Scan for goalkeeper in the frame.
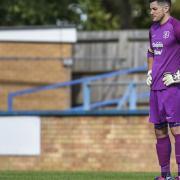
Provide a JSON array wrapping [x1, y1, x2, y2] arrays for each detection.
[[147, 0, 180, 180]]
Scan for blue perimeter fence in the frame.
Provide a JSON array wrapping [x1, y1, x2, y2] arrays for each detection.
[[3, 65, 149, 116]]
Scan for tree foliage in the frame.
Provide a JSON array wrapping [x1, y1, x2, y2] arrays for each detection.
[[0, 0, 79, 26], [0, 0, 179, 29], [77, 0, 119, 30]]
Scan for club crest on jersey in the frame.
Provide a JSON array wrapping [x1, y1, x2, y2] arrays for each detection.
[[163, 31, 170, 39]]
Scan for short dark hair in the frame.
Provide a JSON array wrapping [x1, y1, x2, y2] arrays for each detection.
[[149, 0, 171, 7]]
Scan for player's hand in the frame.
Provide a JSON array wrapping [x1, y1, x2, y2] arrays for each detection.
[[146, 70, 152, 86], [162, 73, 174, 86], [163, 70, 180, 86]]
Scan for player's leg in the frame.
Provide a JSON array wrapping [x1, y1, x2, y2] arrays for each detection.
[[170, 123, 180, 179], [154, 123, 172, 179], [164, 86, 180, 179], [149, 90, 173, 179]]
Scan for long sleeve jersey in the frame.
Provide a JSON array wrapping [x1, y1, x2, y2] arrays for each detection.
[[147, 16, 180, 90]]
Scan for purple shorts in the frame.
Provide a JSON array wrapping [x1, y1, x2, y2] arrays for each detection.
[[149, 86, 180, 124]]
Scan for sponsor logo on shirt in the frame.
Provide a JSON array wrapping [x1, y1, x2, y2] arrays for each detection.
[[152, 42, 163, 55], [152, 42, 163, 48], [154, 50, 163, 55], [163, 31, 170, 39]]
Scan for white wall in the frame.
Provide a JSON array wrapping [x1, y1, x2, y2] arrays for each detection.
[[0, 116, 40, 155], [0, 28, 77, 43]]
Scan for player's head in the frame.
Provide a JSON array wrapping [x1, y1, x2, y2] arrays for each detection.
[[149, 0, 171, 22]]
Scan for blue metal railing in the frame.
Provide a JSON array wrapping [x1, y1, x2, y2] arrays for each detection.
[[67, 91, 149, 111], [7, 65, 148, 112]]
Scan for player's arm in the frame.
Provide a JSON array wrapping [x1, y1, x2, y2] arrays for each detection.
[[162, 18, 180, 86], [147, 49, 153, 70], [146, 31, 154, 86]]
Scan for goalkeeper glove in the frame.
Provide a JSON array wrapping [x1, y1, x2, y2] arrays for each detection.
[[163, 70, 180, 86], [146, 70, 152, 86]]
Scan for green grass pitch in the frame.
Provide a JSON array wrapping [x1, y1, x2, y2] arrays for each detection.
[[0, 171, 167, 180]]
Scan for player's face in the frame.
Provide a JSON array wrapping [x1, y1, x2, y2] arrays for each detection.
[[150, 1, 166, 22]]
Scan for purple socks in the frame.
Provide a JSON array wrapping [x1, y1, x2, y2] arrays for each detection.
[[156, 134, 180, 177], [175, 134, 180, 176], [156, 136, 171, 177]]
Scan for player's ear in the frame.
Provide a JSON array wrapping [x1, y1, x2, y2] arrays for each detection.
[[163, 5, 170, 13]]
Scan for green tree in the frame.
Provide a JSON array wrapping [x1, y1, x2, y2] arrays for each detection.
[[0, 0, 79, 26], [172, 0, 180, 19], [0, 0, 179, 29], [102, 0, 133, 29], [102, 0, 180, 29], [77, 0, 119, 30]]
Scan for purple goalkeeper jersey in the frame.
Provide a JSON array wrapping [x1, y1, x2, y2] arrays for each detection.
[[149, 17, 180, 90]]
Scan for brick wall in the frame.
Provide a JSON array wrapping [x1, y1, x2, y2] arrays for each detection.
[[0, 43, 72, 58], [0, 116, 177, 172], [0, 42, 72, 111]]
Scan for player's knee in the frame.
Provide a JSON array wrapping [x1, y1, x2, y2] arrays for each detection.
[[174, 134, 180, 164], [156, 133, 169, 139], [155, 127, 168, 139], [170, 123, 180, 136]]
